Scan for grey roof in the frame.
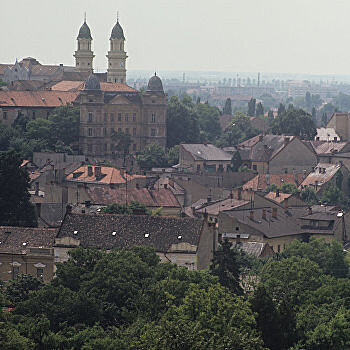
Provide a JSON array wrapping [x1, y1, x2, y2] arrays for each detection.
[[57, 213, 203, 252], [223, 206, 340, 238], [147, 74, 164, 92], [77, 21, 92, 40], [85, 74, 100, 90], [0, 226, 58, 253], [182, 144, 232, 161], [238, 134, 295, 162], [234, 242, 272, 257], [110, 20, 125, 40]]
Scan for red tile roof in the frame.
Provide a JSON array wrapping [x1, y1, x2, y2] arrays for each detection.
[[87, 186, 180, 208], [243, 173, 304, 191], [0, 91, 79, 107], [66, 165, 145, 184], [50, 80, 137, 93]]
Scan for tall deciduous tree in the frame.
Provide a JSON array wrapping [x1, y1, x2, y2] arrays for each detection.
[[255, 102, 264, 116], [0, 150, 37, 227], [247, 98, 256, 116], [223, 98, 232, 115], [271, 106, 317, 140]]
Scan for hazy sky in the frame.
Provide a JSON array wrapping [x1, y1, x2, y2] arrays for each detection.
[[2, 0, 350, 75]]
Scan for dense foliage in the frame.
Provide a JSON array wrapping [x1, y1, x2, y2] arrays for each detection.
[[272, 106, 317, 140], [0, 104, 79, 159], [0, 150, 37, 227]]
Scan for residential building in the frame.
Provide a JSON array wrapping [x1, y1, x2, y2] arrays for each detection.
[[299, 163, 349, 195], [0, 227, 57, 282], [238, 134, 317, 174], [0, 90, 79, 125], [218, 205, 347, 253], [178, 144, 232, 173], [242, 173, 305, 192], [55, 213, 216, 270], [315, 127, 340, 142], [85, 186, 182, 216], [327, 113, 350, 141]]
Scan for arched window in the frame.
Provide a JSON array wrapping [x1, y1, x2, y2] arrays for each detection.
[[120, 42, 123, 51]]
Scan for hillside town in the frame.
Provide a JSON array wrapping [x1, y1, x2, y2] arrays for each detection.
[[2, 5, 350, 350]]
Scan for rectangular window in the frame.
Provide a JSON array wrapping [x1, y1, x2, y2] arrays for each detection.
[[151, 113, 156, 123], [133, 128, 136, 136], [110, 113, 114, 122], [125, 128, 129, 135], [104, 113, 107, 122], [36, 268, 44, 279], [88, 128, 93, 136], [87, 144, 92, 152], [32, 111, 36, 118], [103, 128, 107, 136], [3, 111, 7, 120], [253, 164, 257, 171], [118, 113, 122, 121], [110, 144, 114, 152], [103, 144, 107, 151], [133, 113, 136, 122], [133, 143, 137, 151], [125, 114, 129, 122], [118, 128, 122, 133], [151, 128, 156, 136], [88, 112, 93, 122], [110, 127, 114, 135], [277, 245, 281, 253]]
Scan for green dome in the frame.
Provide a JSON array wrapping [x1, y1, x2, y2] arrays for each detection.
[[110, 21, 125, 40], [77, 21, 92, 40]]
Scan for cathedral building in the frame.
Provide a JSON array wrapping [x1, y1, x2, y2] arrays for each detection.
[[78, 73, 167, 157], [76, 18, 166, 156], [0, 16, 167, 155]]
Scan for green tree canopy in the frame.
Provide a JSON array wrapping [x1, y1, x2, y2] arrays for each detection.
[[272, 106, 317, 140], [247, 98, 256, 116], [0, 150, 37, 227], [223, 97, 232, 115]]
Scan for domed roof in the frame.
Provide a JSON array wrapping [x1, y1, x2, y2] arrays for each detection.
[[147, 74, 164, 92], [110, 20, 125, 40], [77, 21, 92, 40], [84, 74, 100, 90]]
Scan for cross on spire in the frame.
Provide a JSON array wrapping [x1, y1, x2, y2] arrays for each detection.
[[117, 11, 119, 22], [84, 12, 86, 23]]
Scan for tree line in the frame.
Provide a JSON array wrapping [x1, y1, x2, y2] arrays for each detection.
[[1, 237, 350, 349]]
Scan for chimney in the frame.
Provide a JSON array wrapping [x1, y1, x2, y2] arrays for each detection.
[[284, 198, 288, 210], [87, 166, 93, 177], [35, 181, 39, 196], [276, 189, 280, 197], [237, 188, 242, 200], [249, 210, 254, 220], [169, 178, 175, 187], [120, 168, 125, 178], [230, 191, 233, 199], [284, 137, 290, 147], [95, 166, 102, 178], [164, 183, 168, 189], [262, 208, 266, 220], [207, 194, 212, 203], [236, 234, 241, 245], [272, 207, 277, 218], [308, 207, 312, 215], [191, 206, 196, 215]]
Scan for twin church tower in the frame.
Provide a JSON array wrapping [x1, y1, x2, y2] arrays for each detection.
[[73, 16, 127, 84]]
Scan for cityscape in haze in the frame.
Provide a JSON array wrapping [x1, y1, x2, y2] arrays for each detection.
[[2, 1, 350, 349]]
